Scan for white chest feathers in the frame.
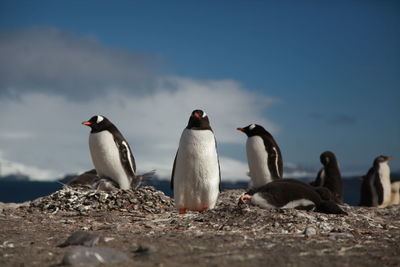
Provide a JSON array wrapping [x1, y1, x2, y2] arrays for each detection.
[[173, 129, 220, 211], [378, 162, 391, 206], [251, 193, 315, 210], [246, 136, 272, 188], [89, 131, 131, 190]]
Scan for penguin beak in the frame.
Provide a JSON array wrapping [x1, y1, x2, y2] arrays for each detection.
[[237, 128, 244, 132], [82, 121, 92, 126], [386, 156, 392, 161], [193, 113, 201, 118]]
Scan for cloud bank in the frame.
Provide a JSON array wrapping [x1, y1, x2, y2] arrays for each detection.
[[0, 27, 287, 181], [0, 27, 157, 99], [0, 78, 276, 181]]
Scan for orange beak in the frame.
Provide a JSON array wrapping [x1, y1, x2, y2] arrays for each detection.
[[194, 113, 201, 118], [387, 156, 393, 161], [82, 121, 92, 126], [237, 128, 244, 132]]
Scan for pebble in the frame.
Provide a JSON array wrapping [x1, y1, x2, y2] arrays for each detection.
[[304, 226, 317, 237], [62, 247, 129, 265], [134, 244, 155, 256], [57, 231, 100, 247]]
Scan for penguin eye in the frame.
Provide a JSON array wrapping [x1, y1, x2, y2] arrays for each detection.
[[249, 124, 256, 130], [96, 116, 104, 124]]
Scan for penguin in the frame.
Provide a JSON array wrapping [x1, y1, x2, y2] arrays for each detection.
[[82, 115, 141, 190], [359, 155, 392, 207], [239, 179, 347, 215], [310, 151, 343, 203], [389, 181, 400, 206], [237, 124, 283, 189], [171, 109, 220, 214]]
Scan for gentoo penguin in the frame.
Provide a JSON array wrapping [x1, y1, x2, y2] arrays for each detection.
[[239, 179, 346, 215], [310, 151, 343, 203], [171, 109, 220, 214], [82, 115, 140, 190], [359, 155, 392, 207], [389, 181, 400, 206], [237, 124, 283, 189]]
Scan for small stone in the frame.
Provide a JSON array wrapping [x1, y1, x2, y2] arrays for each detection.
[[304, 226, 317, 237], [57, 231, 100, 247], [62, 247, 129, 265], [134, 244, 155, 258]]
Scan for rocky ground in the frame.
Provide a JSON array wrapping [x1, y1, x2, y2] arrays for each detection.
[[1, 186, 399, 266]]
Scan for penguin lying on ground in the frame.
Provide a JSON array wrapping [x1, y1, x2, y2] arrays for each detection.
[[237, 124, 283, 189], [239, 179, 347, 215], [82, 115, 150, 190], [171, 109, 220, 214], [359, 155, 392, 207], [310, 151, 344, 203], [67, 169, 154, 191]]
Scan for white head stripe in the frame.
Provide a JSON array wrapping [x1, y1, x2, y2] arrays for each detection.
[[249, 124, 256, 130], [96, 116, 104, 124], [202, 111, 207, 118]]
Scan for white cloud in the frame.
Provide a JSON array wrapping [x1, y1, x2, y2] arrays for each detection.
[[0, 77, 279, 181]]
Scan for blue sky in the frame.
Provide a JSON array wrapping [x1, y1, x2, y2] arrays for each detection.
[[0, 0, 399, 180]]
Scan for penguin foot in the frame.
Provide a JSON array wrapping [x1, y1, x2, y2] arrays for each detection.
[[239, 194, 252, 204], [198, 206, 209, 212], [179, 208, 187, 215]]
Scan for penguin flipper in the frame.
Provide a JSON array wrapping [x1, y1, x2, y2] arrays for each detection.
[[215, 136, 221, 192], [170, 151, 178, 190], [113, 136, 136, 177], [310, 169, 324, 187], [131, 170, 156, 189], [374, 173, 384, 205], [316, 200, 347, 215], [314, 187, 333, 201]]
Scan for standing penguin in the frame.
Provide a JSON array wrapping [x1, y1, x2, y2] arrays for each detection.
[[310, 151, 343, 203], [82, 115, 140, 190], [359, 155, 392, 207], [237, 124, 283, 189], [171, 109, 220, 214]]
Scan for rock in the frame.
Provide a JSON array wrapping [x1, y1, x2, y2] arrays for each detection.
[[57, 231, 101, 247], [134, 244, 155, 256], [62, 247, 129, 265], [304, 226, 317, 237]]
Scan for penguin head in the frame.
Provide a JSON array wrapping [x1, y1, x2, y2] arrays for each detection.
[[82, 115, 112, 133], [373, 155, 392, 166], [320, 151, 337, 166], [186, 109, 211, 130], [237, 124, 271, 137]]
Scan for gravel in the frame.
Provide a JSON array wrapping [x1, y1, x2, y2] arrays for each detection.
[[1, 187, 399, 266]]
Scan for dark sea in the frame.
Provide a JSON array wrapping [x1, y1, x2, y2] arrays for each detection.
[[0, 178, 362, 206]]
